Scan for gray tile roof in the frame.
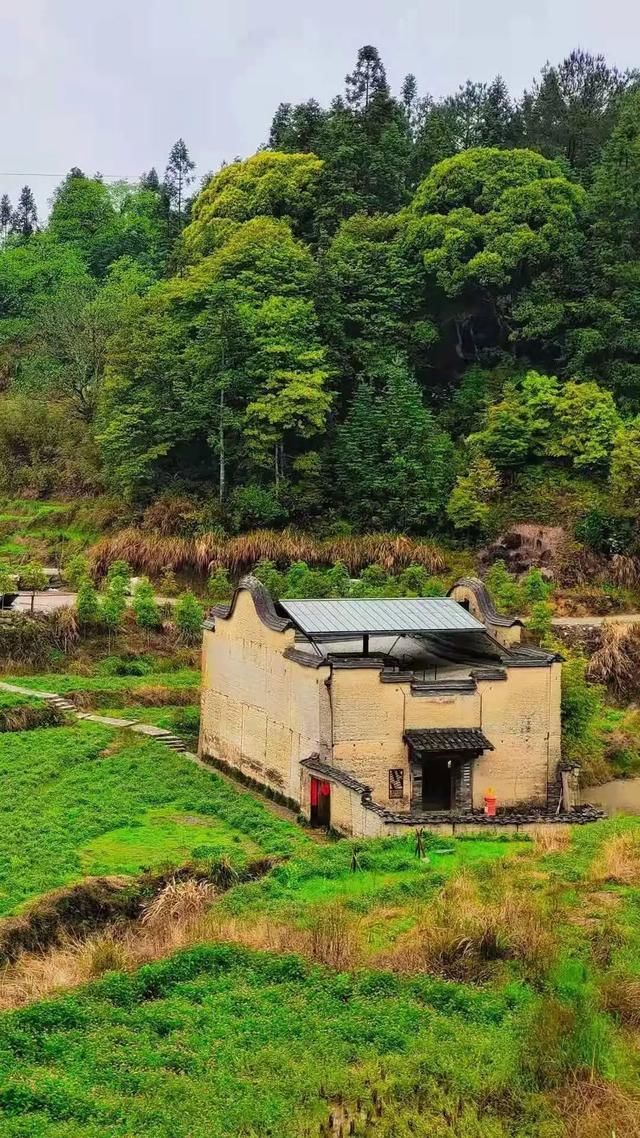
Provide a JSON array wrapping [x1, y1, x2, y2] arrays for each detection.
[[404, 728, 494, 752], [278, 597, 483, 639]]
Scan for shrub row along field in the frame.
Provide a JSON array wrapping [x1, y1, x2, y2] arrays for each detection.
[[0, 723, 307, 914]]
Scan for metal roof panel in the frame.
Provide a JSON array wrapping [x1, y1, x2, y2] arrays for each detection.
[[278, 597, 484, 638]]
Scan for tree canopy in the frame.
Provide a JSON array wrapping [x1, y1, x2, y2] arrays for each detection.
[[1, 46, 640, 543]]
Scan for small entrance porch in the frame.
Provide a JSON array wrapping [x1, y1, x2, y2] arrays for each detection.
[[404, 728, 494, 813]]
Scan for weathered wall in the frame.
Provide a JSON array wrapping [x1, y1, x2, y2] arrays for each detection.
[[199, 587, 562, 823], [472, 663, 561, 808], [329, 663, 560, 813], [199, 590, 330, 804]]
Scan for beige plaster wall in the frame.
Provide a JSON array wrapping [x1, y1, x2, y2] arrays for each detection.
[[473, 662, 561, 809], [329, 662, 560, 813], [330, 669, 409, 808], [199, 589, 330, 803], [330, 669, 483, 810]]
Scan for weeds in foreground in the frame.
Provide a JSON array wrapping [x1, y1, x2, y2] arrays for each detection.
[[600, 972, 640, 1027], [590, 832, 640, 885], [380, 872, 556, 983], [142, 877, 217, 929]]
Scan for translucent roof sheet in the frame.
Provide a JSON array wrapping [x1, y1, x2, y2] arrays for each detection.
[[278, 597, 483, 639]]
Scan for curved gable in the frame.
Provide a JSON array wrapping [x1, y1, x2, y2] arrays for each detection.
[[210, 574, 292, 633]]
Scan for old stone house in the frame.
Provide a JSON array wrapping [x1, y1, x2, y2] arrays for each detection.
[[199, 575, 589, 837]]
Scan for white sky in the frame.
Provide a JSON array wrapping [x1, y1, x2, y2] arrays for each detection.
[[1, 0, 639, 215]]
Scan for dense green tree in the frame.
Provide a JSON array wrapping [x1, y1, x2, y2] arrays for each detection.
[[335, 357, 454, 531], [132, 577, 161, 632], [20, 562, 47, 612], [406, 147, 586, 365], [98, 216, 326, 500], [174, 590, 204, 644], [0, 195, 11, 241], [48, 172, 120, 277], [268, 100, 327, 153], [344, 45, 390, 112], [183, 152, 323, 257], [520, 50, 635, 175], [26, 257, 153, 419], [11, 186, 38, 239], [318, 212, 428, 390], [610, 417, 640, 506], [567, 92, 640, 406], [244, 295, 333, 482], [446, 456, 501, 531], [76, 578, 100, 625], [163, 138, 196, 232]]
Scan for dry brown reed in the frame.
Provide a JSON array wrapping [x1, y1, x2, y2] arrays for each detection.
[[600, 973, 640, 1027], [609, 553, 640, 590], [90, 529, 447, 579], [557, 1077, 640, 1138], [308, 903, 358, 970], [532, 828, 571, 855], [590, 832, 640, 886], [66, 684, 199, 711], [587, 621, 640, 699], [141, 877, 217, 928], [380, 873, 555, 983]]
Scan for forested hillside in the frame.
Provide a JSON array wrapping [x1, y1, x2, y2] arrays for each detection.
[[2, 45, 640, 548]]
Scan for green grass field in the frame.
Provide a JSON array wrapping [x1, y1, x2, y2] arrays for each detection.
[[0, 944, 552, 1138], [6, 669, 201, 694], [0, 678, 638, 1136], [0, 723, 307, 914], [0, 498, 100, 563]]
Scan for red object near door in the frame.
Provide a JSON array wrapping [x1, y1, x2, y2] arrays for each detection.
[[484, 790, 497, 817], [310, 777, 331, 826]]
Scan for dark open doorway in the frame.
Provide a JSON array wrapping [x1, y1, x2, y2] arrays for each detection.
[[310, 777, 331, 827], [422, 756, 452, 810]]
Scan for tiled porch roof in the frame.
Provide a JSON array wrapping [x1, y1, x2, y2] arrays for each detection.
[[404, 728, 494, 752]]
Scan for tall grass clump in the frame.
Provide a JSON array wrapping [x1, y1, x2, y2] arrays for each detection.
[[588, 621, 640, 700], [91, 529, 447, 579]]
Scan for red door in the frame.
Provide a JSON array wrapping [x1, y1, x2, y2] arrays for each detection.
[[310, 777, 331, 827]]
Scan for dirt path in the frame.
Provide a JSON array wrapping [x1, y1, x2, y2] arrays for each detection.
[[551, 613, 640, 627]]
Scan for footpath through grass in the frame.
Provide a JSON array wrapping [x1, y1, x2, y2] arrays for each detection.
[[0, 723, 307, 914]]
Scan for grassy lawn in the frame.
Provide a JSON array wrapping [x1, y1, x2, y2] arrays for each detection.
[[5, 670, 200, 694], [0, 683, 639, 1136], [0, 498, 100, 562], [79, 806, 262, 876], [0, 723, 307, 914], [0, 944, 554, 1138]]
